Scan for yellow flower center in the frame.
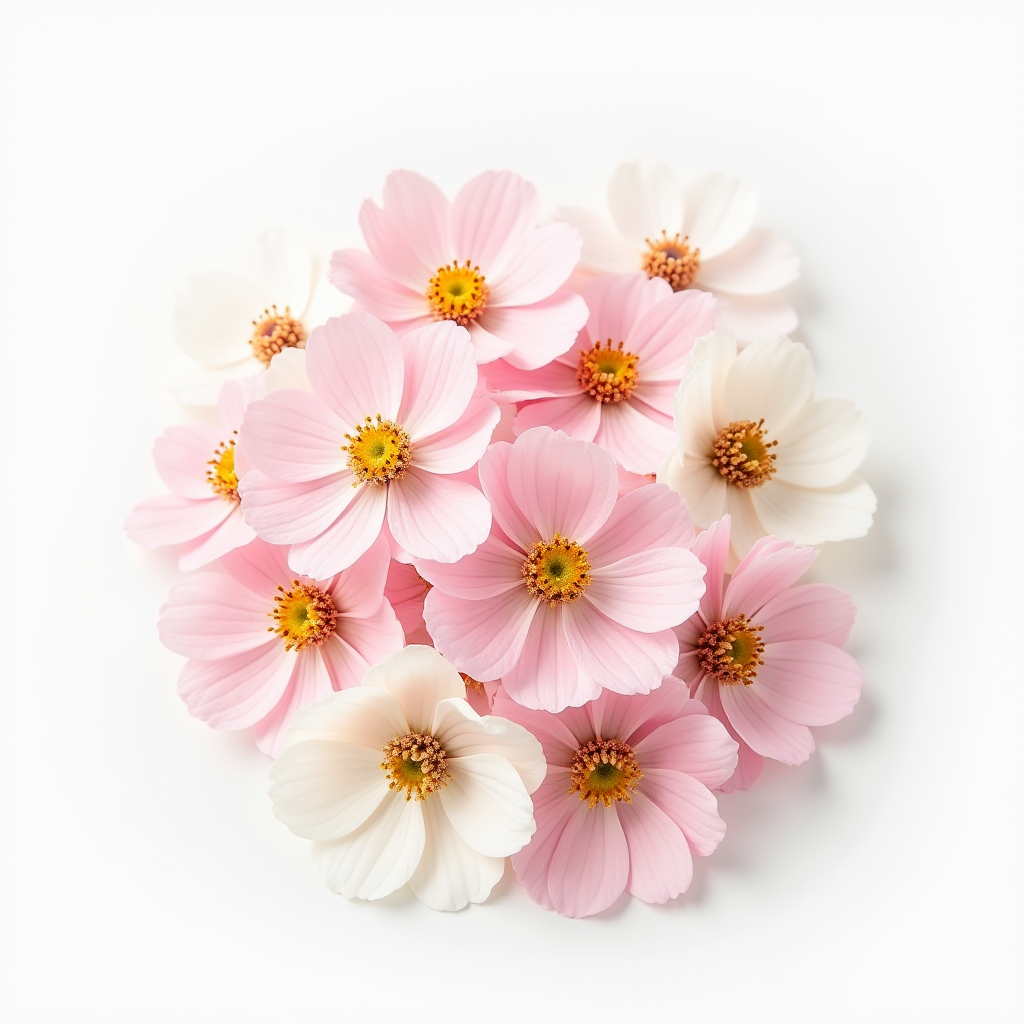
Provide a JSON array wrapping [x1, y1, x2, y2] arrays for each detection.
[[206, 437, 239, 500], [576, 340, 639, 403], [569, 739, 643, 807], [697, 614, 765, 684], [426, 262, 489, 326], [343, 415, 412, 485], [521, 534, 592, 605], [710, 419, 778, 488], [269, 581, 337, 652], [249, 305, 306, 366], [381, 732, 449, 801], [641, 231, 701, 291]]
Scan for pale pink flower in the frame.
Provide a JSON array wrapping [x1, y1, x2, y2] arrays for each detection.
[[417, 427, 706, 712], [238, 313, 498, 577], [384, 559, 432, 646], [486, 273, 717, 474], [329, 170, 588, 369], [494, 683, 737, 917], [674, 516, 862, 791], [125, 377, 258, 570], [158, 536, 404, 757]]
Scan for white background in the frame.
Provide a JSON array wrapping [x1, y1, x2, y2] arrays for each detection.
[[1, 2, 1021, 1022]]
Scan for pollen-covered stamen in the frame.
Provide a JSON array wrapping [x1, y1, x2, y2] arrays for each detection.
[[641, 231, 701, 291], [697, 614, 765, 684], [426, 261, 489, 326], [460, 672, 485, 696], [206, 433, 239, 500], [710, 419, 778, 488], [343, 415, 412, 485], [381, 732, 450, 801], [269, 581, 338, 652], [249, 304, 306, 366], [569, 738, 643, 807], [521, 534, 592, 605], [576, 339, 639, 403]]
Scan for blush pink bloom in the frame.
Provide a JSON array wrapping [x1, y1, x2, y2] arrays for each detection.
[[417, 427, 706, 712], [494, 683, 737, 917], [238, 313, 498, 577], [384, 559, 432, 645], [125, 377, 258, 570], [486, 273, 717, 474], [329, 169, 588, 369], [674, 515, 862, 791], [158, 536, 404, 757]]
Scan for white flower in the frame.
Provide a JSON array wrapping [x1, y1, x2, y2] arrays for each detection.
[[658, 330, 875, 558], [269, 645, 546, 911], [172, 227, 342, 405], [557, 160, 800, 340]]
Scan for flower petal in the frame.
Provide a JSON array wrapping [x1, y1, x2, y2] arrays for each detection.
[[488, 223, 581, 307], [750, 475, 877, 545], [477, 441, 538, 550], [285, 686, 408, 751], [681, 173, 757, 260], [698, 227, 799, 295], [328, 249, 427, 321], [691, 515, 731, 622], [547, 801, 629, 917], [415, 534, 524, 600], [152, 424, 222, 499], [555, 205, 639, 273], [398, 320, 478, 438], [125, 494, 232, 549], [633, 714, 738, 789], [772, 397, 871, 488], [718, 682, 815, 763], [757, 583, 856, 646], [479, 290, 588, 371], [632, 288, 719, 381], [639, 767, 727, 855], [755, 640, 862, 726], [514, 394, 602, 443], [618, 791, 693, 902], [327, 533, 392, 618], [451, 169, 539, 275], [584, 271, 666, 343], [413, 398, 500, 475], [287, 483, 388, 576], [173, 271, 264, 366], [362, 645, 464, 734], [608, 160, 683, 246], [592, 399, 678, 476], [244, 227, 315, 311], [239, 469, 358, 546], [658, 449, 728, 530], [715, 292, 798, 340], [724, 537, 818, 619], [179, 506, 257, 571], [724, 335, 815, 432]]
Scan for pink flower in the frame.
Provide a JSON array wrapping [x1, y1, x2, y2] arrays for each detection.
[[384, 559, 432, 645], [125, 377, 258, 570], [417, 427, 706, 712], [493, 683, 737, 917], [238, 313, 499, 577], [486, 273, 717, 474], [329, 170, 588, 369], [158, 536, 405, 757], [675, 516, 862, 791]]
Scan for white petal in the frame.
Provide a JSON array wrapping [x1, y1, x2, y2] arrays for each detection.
[[750, 475, 877, 545], [724, 335, 815, 432], [607, 160, 683, 245], [258, 347, 311, 395], [244, 227, 315, 312], [362, 645, 465, 734], [725, 487, 767, 558], [698, 228, 799, 295], [773, 397, 870, 487], [658, 449, 727, 529], [285, 686, 409, 750], [715, 293, 798, 341], [673, 358, 718, 456], [555, 205, 639, 272], [169, 359, 258, 407], [681, 173, 757, 260], [173, 271, 264, 366]]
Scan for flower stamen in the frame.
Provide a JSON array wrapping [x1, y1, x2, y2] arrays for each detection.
[[426, 261, 489, 326], [576, 340, 639, 402], [696, 614, 765, 684], [269, 581, 337, 652], [569, 738, 643, 807], [207, 434, 239, 500], [381, 732, 449, 801], [710, 419, 778, 488], [343, 415, 412, 485], [641, 231, 701, 291], [249, 305, 306, 366], [522, 534, 592, 605]]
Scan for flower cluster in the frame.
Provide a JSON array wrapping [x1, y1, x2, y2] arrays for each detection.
[[129, 163, 873, 917]]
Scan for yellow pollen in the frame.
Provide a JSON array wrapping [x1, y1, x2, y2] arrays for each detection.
[[426, 261, 489, 326], [569, 738, 643, 807], [206, 434, 239, 500], [249, 305, 306, 366], [269, 581, 337, 652], [641, 231, 701, 291], [576, 339, 640, 403], [697, 614, 765, 684], [521, 534, 592, 605], [343, 415, 412, 485], [710, 419, 778, 488], [381, 732, 449, 801]]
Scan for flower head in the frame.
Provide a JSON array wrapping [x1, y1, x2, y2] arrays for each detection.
[[675, 516, 863, 790], [158, 536, 404, 757], [658, 330, 876, 558], [556, 160, 800, 340], [418, 426, 706, 712], [329, 170, 588, 369], [238, 313, 499, 577], [494, 682, 737, 917], [269, 646, 546, 911]]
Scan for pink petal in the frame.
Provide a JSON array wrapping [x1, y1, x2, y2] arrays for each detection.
[[633, 714, 738, 789], [414, 534, 524, 600], [328, 248, 426, 322], [510, 773, 576, 910], [589, 682, 697, 748], [326, 533, 391, 617], [398, 320, 479, 439], [330, 602, 405, 674], [584, 272, 666, 342], [754, 640, 862, 726], [562, 600, 678, 695], [490, 694, 585, 769], [757, 583, 856, 646], [593, 398, 678, 476], [718, 682, 815, 763], [413, 398, 500, 475], [386, 467, 490, 562], [633, 289, 719, 380], [514, 395, 601, 442], [639, 767, 727, 855], [691, 516, 731, 622], [125, 494, 232, 548], [216, 373, 261, 431], [423, 586, 538, 682], [724, 537, 818, 619], [211, 539, 289, 599], [488, 223, 581, 307], [179, 506, 256, 571], [507, 426, 618, 543], [482, 355, 579, 400], [477, 441, 539, 551], [152, 424, 222, 499], [464, 320, 515, 364], [585, 481, 696, 566], [177, 641, 293, 730], [698, 227, 800, 295], [451, 170, 539, 276], [305, 313, 404, 424], [547, 802, 629, 918], [696, 679, 766, 792], [287, 483, 387, 576], [631, 379, 680, 423], [239, 469, 358, 546], [255, 649, 334, 757], [384, 559, 427, 635], [618, 791, 693, 902], [479, 290, 588, 370]]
